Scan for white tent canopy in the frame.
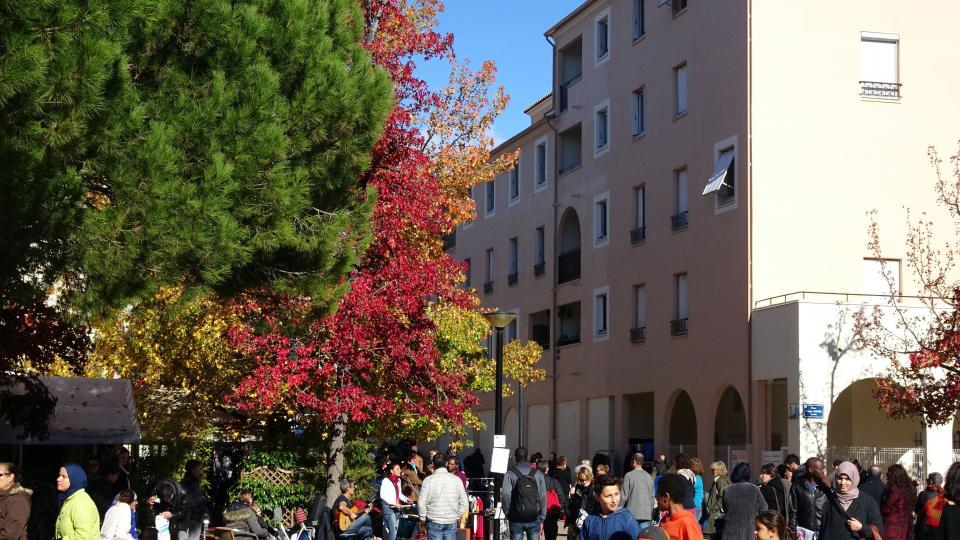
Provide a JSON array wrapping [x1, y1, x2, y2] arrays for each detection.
[[0, 376, 141, 445]]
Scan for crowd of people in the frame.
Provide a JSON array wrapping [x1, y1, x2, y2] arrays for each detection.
[[2, 445, 960, 540]]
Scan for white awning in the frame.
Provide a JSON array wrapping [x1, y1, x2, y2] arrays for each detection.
[[702, 151, 735, 195], [0, 376, 141, 445]]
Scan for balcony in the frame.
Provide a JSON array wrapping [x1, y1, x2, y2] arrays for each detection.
[[557, 335, 581, 347], [630, 326, 646, 344], [558, 248, 581, 284], [630, 226, 646, 244], [670, 318, 688, 336], [508, 272, 518, 286], [671, 211, 688, 231], [534, 262, 545, 277], [483, 281, 493, 295], [860, 81, 901, 99]]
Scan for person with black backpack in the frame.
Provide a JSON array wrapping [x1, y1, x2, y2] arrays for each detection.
[[501, 448, 547, 540]]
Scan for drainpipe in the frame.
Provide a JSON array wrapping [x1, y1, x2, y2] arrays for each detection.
[[544, 33, 560, 454]]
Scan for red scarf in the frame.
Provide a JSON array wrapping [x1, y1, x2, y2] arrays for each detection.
[[387, 473, 401, 504], [926, 493, 946, 527]]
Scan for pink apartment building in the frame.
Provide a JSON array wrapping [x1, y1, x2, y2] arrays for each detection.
[[444, 0, 960, 476]]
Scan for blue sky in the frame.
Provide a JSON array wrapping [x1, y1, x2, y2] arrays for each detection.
[[415, 0, 585, 144]]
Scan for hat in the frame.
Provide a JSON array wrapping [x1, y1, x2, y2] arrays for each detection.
[[637, 526, 669, 540], [295, 508, 308, 524]]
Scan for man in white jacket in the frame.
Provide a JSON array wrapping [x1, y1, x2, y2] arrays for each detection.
[[418, 454, 468, 540]]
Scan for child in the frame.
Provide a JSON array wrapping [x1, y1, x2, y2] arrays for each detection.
[[579, 474, 640, 540], [655, 473, 703, 540]]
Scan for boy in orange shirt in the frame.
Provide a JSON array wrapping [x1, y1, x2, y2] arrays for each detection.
[[655, 474, 703, 540]]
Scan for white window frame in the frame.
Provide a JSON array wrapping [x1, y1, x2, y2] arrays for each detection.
[[633, 0, 645, 41], [594, 99, 611, 157], [860, 32, 900, 92], [713, 134, 739, 214], [593, 285, 610, 341], [593, 191, 610, 248], [509, 157, 521, 206], [506, 308, 520, 343], [534, 135, 549, 193], [634, 184, 646, 232], [634, 284, 647, 330], [675, 273, 688, 320], [485, 178, 495, 218], [674, 62, 688, 117], [594, 8, 611, 66], [631, 86, 645, 138]]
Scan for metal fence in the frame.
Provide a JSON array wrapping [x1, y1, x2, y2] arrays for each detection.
[[825, 446, 926, 481]]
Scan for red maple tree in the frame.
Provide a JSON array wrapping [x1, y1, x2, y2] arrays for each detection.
[[229, 0, 508, 498]]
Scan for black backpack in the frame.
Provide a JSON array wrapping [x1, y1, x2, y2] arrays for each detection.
[[509, 467, 540, 522]]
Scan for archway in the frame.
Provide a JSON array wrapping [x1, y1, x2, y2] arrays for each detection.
[[714, 386, 747, 446], [827, 378, 924, 477], [558, 209, 581, 284], [668, 390, 698, 456]]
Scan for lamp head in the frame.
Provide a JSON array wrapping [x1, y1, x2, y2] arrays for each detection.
[[483, 311, 516, 329]]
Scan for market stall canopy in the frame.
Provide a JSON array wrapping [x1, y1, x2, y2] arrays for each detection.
[[0, 376, 141, 445]]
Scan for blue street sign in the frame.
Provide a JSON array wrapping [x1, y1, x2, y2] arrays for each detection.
[[803, 404, 824, 419]]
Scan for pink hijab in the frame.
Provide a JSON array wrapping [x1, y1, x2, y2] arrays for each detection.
[[834, 461, 860, 510]]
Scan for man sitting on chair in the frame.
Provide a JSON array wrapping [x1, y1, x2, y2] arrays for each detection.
[[334, 480, 374, 540]]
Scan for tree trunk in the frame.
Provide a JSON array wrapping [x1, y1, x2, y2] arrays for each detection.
[[324, 415, 348, 508]]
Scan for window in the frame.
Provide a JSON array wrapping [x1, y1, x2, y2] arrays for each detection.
[[592, 99, 611, 156], [632, 185, 646, 243], [484, 248, 494, 294], [703, 147, 735, 203], [594, 192, 609, 246], [559, 124, 582, 174], [673, 273, 688, 336], [631, 87, 645, 137], [535, 226, 546, 269], [530, 310, 551, 349], [632, 284, 646, 343], [507, 314, 518, 343], [864, 258, 901, 296], [672, 0, 687, 16], [463, 258, 471, 288], [672, 168, 688, 230], [595, 105, 609, 152], [593, 286, 609, 339], [557, 301, 581, 346], [559, 39, 583, 113], [535, 140, 548, 189], [509, 162, 520, 202], [633, 0, 645, 40], [508, 237, 519, 285], [485, 179, 495, 216], [860, 33, 899, 98], [674, 63, 688, 116], [595, 12, 610, 62]]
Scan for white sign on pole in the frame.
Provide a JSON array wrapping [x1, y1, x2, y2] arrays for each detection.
[[490, 447, 511, 474], [494, 434, 506, 448], [761, 450, 784, 466]]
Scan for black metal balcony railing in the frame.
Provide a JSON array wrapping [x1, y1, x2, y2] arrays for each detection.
[[534, 262, 546, 277], [630, 226, 646, 244], [860, 81, 901, 99], [670, 318, 688, 336], [671, 211, 688, 231], [483, 281, 493, 295], [558, 248, 581, 284], [559, 82, 569, 112], [559, 157, 582, 176], [630, 326, 646, 343], [508, 272, 518, 286], [557, 334, 581, 347]]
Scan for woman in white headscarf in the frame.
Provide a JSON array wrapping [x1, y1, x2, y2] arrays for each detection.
[[819, 461, 883, 539]]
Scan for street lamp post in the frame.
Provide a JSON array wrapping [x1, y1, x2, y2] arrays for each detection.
[[483, 311, 516, 540]]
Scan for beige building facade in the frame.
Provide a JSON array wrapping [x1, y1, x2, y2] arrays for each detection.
[[446, 0, 960, 476]]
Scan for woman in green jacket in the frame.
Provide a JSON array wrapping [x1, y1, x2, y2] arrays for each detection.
[[705, 461, 732, 538], [56, 463, 100, 540]]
